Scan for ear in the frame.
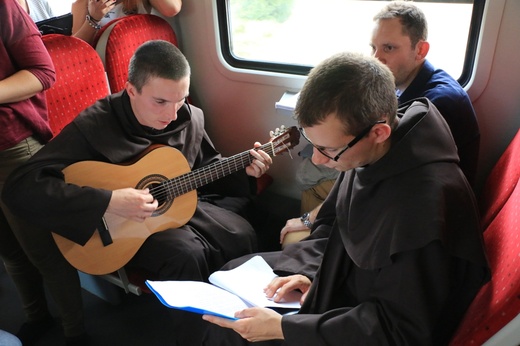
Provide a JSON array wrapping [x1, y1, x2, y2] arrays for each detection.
[[372, 121, 392, 144], [416, 40, 430, 60], [125, 81, 136, 98]]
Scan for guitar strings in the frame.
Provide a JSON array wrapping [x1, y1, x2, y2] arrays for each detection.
[[147, 126, 297, 201], [148, 150, 267, 201], [148, 142, 276, 202], [284, 142, 294, 160]]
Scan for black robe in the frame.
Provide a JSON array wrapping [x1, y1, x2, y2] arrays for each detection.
[[2, 91, 257, 279], [277, 98, 489, 345], [215, 98, 489, 345]]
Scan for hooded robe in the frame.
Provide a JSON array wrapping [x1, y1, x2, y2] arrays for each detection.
[[2, 91, 257, 280], [278, 98, 489, 345], [214, 98, 489, 346]]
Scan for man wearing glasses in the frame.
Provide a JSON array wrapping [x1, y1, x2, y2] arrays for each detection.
[[281, 1, 479, 246], [203, 51, 488, 345], [299, 120, 386, 162]]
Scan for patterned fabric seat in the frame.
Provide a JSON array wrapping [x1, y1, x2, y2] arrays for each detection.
[[94, 14, 178, 93], [479, 129, 520, 229], [42, 34, 110, 136], [450, 129, 520, 345]]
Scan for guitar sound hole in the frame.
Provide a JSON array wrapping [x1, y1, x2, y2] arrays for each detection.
[[136, 174, 173, 217], [149, 182, 169, 206]]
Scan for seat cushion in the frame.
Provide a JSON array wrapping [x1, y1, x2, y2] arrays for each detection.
[[479, 129, 520, 229], [450, 182, 520, 345]]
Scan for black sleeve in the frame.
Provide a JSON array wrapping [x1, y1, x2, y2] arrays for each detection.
[[2, 126, 111, 245], [281, 241, 480, 345]]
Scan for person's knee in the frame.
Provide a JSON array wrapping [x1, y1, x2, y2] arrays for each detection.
[[159, 257, 209, 281], [157, 245, 210, 281], [220, 253, 256, 271]]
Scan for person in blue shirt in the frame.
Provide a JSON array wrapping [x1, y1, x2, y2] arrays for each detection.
[[371, 1, 480, 187]]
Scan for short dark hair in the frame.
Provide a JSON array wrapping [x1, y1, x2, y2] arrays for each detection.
[[295, 52, 397, 135], [127, 40, 190, 92], [373, 1, 428, 48]]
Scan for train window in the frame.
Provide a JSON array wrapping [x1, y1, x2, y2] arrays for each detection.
[[217, 0, 485, 85]]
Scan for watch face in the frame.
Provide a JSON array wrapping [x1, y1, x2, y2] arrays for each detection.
[[300, 213, 312, 229]]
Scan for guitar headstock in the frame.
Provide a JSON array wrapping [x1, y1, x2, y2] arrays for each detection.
[[269, 125, 300, 156]]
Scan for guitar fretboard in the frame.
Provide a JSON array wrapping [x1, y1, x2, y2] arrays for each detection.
[[151, 142, 275, 201]]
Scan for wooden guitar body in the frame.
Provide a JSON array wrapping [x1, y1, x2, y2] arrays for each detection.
[[53, 146, 197, 275]]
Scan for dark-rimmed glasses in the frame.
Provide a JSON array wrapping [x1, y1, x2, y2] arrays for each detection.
[[299, 120, 386, 161]]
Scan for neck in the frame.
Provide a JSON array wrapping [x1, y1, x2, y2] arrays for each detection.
[[374, 140, 392, 164], [396, 60, 425, 94]]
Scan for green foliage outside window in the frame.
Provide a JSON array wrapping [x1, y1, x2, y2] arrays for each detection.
[[233, 0, 295, 23]]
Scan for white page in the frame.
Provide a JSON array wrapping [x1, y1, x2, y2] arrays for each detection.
[[208, 256, 301, 310], [146, 280, 250, 319]]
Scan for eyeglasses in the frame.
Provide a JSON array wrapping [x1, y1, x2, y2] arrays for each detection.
[[299, 120, 386, 162]]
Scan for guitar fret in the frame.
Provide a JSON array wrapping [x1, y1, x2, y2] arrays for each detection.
[[154, 127, 297, 201], [59, 126, 299, 275]]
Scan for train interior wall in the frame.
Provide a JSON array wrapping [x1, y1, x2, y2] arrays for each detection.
[[168, 0, 520, 216]]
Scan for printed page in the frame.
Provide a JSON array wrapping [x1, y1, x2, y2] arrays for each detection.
[[145, 280, 250, 320], [208, 256, 301, 310]]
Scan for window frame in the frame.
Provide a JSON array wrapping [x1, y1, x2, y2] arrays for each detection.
[[216, 0, 486, 86]]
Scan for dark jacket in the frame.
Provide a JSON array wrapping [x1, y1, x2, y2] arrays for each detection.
[[399, 60, 480, 186]]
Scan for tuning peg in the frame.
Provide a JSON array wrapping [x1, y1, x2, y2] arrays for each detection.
[[270, 125, 289, 139]]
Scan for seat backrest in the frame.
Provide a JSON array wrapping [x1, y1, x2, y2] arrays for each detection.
[[479, 129, 520, 229], [92, 17, 124, 48], [42, 34, 110, 136], [449, 181, 520, 345], [94, 14, 178, 93]]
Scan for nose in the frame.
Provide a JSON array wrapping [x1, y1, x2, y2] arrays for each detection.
[[167, 103, 182, 121], [373, 50, 385, 64], [311, 148, 331, 165]]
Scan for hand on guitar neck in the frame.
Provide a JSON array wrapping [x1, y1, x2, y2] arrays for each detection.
[[245, 141, 272, 178]]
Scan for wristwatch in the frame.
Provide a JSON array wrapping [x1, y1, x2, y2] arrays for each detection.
[[300, 212, 313, 229]]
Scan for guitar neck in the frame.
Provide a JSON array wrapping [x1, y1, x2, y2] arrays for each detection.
[[158, 142, 275, 199]]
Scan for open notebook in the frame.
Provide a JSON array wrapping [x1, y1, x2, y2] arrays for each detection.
[[146, 255, 301, 320]]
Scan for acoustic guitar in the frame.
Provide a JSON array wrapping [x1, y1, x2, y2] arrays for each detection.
[[52, 126, 300, 275]]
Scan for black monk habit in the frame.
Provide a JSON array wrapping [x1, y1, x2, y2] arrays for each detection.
[[211, 98, 490, 345], [3, 91, 257, 279]]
